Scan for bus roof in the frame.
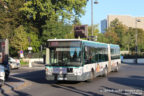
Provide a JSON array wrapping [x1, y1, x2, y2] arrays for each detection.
[[110, 44, 120, 49], [47, 39, 82, 42], [47, 39, 119, 48]]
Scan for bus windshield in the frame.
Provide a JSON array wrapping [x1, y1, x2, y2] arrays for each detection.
[[49, 47, 82, 67]]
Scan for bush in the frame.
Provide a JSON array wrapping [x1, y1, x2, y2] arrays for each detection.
[[20, 59, 28, 66], [122, 53, 144, 59]]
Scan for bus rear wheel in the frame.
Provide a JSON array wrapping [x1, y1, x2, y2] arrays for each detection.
[[115, 64, 119, 72]]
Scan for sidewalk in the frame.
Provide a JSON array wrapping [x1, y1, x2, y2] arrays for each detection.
[[0, 76, 31, 95], [21, 61, 45, 68]]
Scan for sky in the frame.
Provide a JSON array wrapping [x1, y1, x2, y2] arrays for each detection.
[[80, 0, 144, 31]]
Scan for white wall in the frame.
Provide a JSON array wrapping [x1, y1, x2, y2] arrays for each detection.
[[122, 58, 144, 63]]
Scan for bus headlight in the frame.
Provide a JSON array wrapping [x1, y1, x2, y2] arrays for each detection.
[[46, 67, 52, 75], [74, 68, 83, 75]]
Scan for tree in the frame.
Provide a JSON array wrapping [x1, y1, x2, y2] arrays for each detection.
[[109, 18, 127, 46], [0, 0, 25, 29], [0, 23, 12, 39], [121, 27, 135, 51], [0, 0, 31, 56], [23, 23, 40, 52], [42, 21, 72, 42], [20, 0, 87, 21], [104, 18, 144, 53], [20, 0, 87, 36], [137, 28, 144, 52], [88, 24, 99, 37], [105, 27, 119, 44], [97, 33, 108, 43], [10, 25, 29, 52]]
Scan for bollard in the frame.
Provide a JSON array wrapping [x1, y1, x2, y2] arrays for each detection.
[[29, 59, 32, 68]]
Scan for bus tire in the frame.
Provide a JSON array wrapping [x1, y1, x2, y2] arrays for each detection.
[[115, 64, 119, 72], [86, 70, 94, 82], [90, 70, 94, 80], [103, 67, 108, 77]]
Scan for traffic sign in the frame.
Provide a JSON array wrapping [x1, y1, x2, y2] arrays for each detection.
[[28, 47, 32, 50], [20, 50, 23, 54]]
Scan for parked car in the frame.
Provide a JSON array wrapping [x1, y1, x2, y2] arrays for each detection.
[[0, 65, 5, 87], [9, 57, 20, 69]]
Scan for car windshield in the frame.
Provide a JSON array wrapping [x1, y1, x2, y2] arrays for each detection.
[[9, 57, 16, 62], [49, 47, 82, 67]]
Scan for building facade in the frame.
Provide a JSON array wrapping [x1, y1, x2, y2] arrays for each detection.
[[101, 15, 144, 33]]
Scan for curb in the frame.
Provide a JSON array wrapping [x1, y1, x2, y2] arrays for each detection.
[[0, 76, 31, 94], [12, 77, 31, 90], [20, 66, 44, 70]]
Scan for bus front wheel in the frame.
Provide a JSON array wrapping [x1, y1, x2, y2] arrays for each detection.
[[90, 71, 94, 80], [86, 70, 94, 82], [103, 67, 108, 77]]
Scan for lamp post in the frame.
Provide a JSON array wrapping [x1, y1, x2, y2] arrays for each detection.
[[135, 19, 140, 64], [91, 0, 98, 40]]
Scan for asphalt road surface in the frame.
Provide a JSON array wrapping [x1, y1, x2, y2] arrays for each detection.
[[3, 63, 144, 96]]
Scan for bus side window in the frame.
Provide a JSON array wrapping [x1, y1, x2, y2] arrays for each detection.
[[95, 54, 99, 62]]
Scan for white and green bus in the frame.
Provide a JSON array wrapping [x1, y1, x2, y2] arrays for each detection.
[[45, 39, 121, 81]]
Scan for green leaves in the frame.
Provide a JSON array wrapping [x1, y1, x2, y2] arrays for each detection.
[[88, 24, 99, 37], [0, 0, 88, 57], [20, 0, 87, 21], [102, 19, 144, 52], [27, 32, 40, 52], [11, 25, 29, 51], [42, 21, 72, 42]]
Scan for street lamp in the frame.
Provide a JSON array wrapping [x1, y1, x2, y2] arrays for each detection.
[[135, 19, 141, 64], [91, 0, 98, 40]]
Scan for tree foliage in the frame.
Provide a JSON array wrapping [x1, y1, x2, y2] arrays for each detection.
[[105, 27, 119, 44], [10, 25, 29, 51], [20, 0, 87, 21], [0, 0, 89, 57], [102, 18, 144, 52], [88, 24, 99, 37], [97, 33, 108, 43], [42, 21, 72, 42], [20, 0, 87, 37]]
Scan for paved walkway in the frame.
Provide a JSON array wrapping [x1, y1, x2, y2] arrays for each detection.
[[0, 75, 31, 95]]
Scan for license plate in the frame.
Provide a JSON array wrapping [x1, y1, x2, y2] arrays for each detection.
[[58, 77, 67, 80], [53, 68, 67, 74]]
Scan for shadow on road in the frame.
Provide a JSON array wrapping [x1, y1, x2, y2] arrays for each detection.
[[108, 76, 144, 90], [12, 70, 82, 85], [6, 77, 23, 83], [13, 70, 56, 84], [0, 83, 31, 96], [51, 84, 103, 96], [12, 70, 104, 96]]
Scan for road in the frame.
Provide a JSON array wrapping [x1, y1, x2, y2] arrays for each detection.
[[2, 63, 144, 96]]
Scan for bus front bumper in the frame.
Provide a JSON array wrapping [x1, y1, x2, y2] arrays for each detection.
[[46, 73, 87, 81]]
